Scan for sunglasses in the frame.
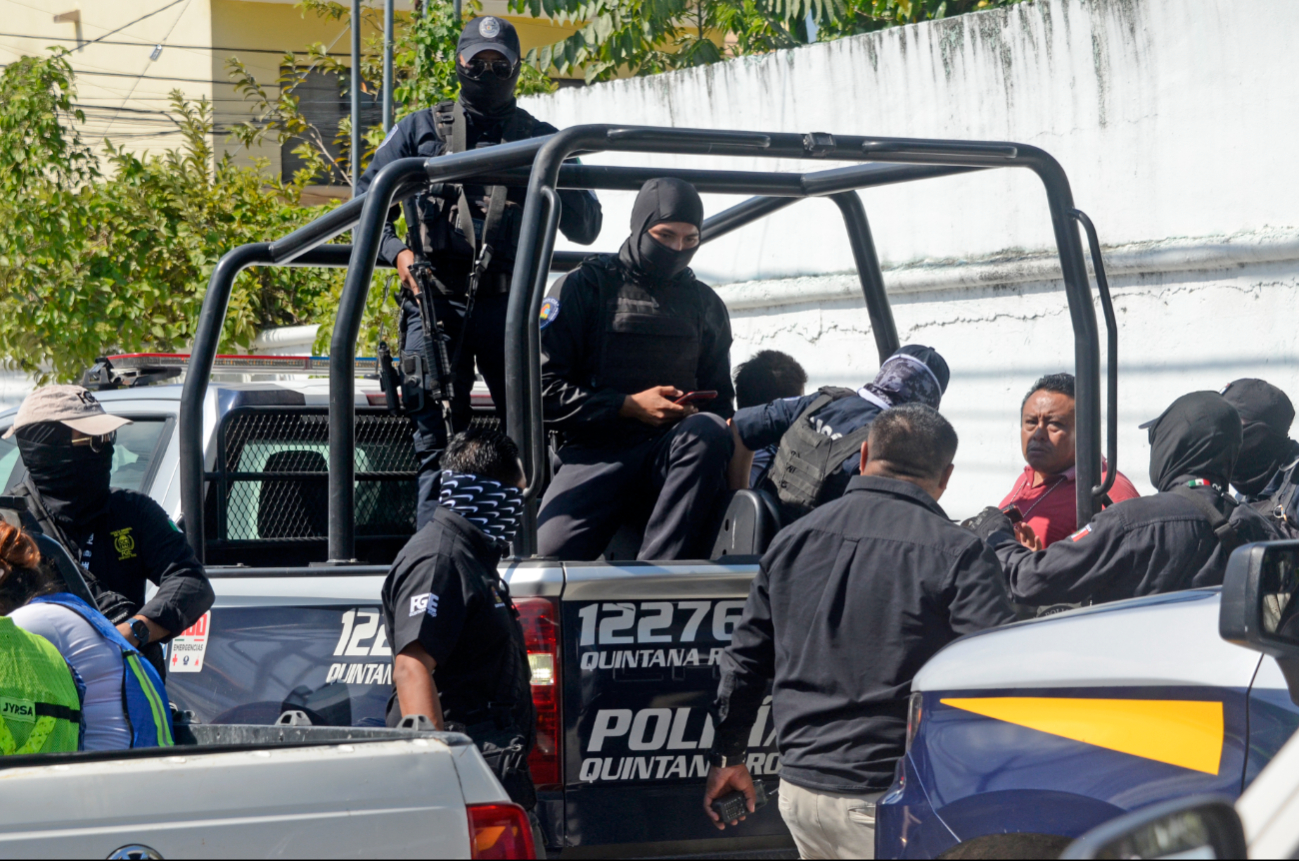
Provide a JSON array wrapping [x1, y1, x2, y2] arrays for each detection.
[[71, 431, 116, 453], [460, 57, 516, 80]]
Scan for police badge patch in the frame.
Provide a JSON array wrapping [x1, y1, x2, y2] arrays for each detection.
[[111, 527, 137, 561], [539, 297, 560, 329], [479, 16, 502, 38]]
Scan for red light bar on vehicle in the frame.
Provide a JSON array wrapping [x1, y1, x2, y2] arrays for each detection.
[[105, 353, 379, 377]]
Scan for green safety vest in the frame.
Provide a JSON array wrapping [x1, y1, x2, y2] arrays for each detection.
[[0, 616, 81, 755]]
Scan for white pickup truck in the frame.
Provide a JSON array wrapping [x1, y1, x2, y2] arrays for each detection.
[[0, 722, 533, 859]]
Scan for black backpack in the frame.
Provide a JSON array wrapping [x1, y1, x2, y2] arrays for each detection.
[[766, 387, 872, 521]]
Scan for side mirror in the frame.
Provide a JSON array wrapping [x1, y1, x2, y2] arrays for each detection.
[[1220, 541, 1299, 703], [1060, 795, 1246, 860], [1220, 540, 1299, 657]]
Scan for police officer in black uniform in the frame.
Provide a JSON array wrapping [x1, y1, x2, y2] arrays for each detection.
[[382, 428, 534, 812], [1222, 378, 1299, 536], [728, 344, 949, 522], [968, 390, 1278, 606], [7, 385, 214, 675], [537, 178, 735, 561], [357, 16, 603, 529]]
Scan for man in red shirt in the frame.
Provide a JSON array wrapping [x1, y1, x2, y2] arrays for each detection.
[[1000, 373, 1140, 547]]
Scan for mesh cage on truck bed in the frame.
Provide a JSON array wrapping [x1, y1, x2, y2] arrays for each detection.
[[203, 407, 416, 566]]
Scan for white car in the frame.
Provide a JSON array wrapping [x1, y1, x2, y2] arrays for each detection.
[[0, 722, 534, 859]]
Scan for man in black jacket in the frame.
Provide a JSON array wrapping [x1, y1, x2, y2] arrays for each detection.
[[382, 428, 534, 812], [7, 385, 213, 675], [704, 405, 1015, 858], [970, 391, 1279, 606], [357, 16, 602, 528], [536, 178, 735, 561]]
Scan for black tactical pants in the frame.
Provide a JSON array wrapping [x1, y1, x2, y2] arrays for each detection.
[[536, 413, 734, 561], [401, 290, 509, 530]]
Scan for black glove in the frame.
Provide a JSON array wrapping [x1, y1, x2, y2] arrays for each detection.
[[962, 506, 1016, 542]]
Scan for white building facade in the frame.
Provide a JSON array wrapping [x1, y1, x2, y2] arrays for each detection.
[[521, 0, 1299, 517]]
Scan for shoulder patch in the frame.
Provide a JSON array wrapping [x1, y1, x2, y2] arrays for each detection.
[[1069, 524, 1093, 542], [539, 297, 560, 329]]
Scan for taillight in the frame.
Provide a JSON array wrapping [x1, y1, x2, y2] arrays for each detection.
[[515, 597, 561, 790], [905, 691, 923, 753], [467, 802, 535, 860]]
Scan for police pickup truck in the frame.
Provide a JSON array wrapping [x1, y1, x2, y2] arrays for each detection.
[[0, 359, 792, 857], [7, 124, 1122, 856]]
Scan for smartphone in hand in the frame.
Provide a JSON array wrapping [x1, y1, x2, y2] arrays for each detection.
[[674, 390, 718, 406]]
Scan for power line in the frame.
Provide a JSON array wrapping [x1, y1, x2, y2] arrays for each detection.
[[0, 30, 345, 56], [84, 0, 189, 47]]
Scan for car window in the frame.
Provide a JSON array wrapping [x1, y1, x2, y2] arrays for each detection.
[[0, 416, 170, 494], [110, 418, 169, 491], [0, 431, 20, 492]]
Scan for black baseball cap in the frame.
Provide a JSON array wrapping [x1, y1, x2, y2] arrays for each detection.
[[1221, 378, 1295, 434], [457, 16, 520, 66]]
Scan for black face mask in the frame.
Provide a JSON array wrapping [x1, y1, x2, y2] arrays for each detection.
[[457, 65, 519, 122], [1232, 422, 1293, 497], [618, 178, 704, 285], [15, 424, 113, 530], [1146, 392, 1242, 493]]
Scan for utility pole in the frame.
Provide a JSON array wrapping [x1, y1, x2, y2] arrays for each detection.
[[383, 0, 394, 134], [454, 0, 462, 23], [350, 0, 362, 191]]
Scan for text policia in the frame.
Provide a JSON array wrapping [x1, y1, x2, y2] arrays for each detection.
[[571, 599, 781, 785]]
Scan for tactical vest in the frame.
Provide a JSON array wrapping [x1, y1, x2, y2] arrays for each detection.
[[0, 615, 80, 756], [767, 387, 873, 521], [591, 258, 705, 396], [29, 593, 173, 748], [406, 101, 537, 286]]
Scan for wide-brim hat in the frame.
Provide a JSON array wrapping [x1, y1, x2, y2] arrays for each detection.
[[3, 384, 133, 439]]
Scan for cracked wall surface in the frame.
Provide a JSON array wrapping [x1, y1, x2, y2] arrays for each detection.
[[521, 0, 1299, 518]]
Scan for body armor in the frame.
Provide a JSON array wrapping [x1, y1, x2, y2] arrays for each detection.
[[767, 387, 873, 520]]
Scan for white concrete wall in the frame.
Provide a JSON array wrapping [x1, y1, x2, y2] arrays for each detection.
[[521, 0, 1299, 519]]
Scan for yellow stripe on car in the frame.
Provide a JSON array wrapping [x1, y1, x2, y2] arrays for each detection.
[[940, 697, 1224, 775]]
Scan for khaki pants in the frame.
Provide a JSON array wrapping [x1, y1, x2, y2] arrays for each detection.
[[777, 779, 884, 860]]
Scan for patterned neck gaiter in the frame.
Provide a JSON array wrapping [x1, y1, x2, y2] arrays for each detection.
[[438, 470, 524, 548]]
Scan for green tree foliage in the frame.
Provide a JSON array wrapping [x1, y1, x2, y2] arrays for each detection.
[[516, 0, 1021, 82], [0, 52, 342, 382]]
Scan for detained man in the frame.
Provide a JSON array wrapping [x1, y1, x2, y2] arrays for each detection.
[[704, 405, 1015, 858], [1000, 373, 1139, 548], [970, 391, 1278, 606]]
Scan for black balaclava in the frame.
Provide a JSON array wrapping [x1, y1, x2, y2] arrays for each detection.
[[15, 422, 113, 530], [1144, 391, 1243, 493], [618, 178, 705, 285], [455, 17, 521, 123], [1222, 378, 1297, 498], [439, 470, 524, 551], [861, 344, 950, 410]]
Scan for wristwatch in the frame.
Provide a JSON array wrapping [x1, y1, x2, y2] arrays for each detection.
[[128, 619, 151, 649], [709, 750, 746, 769]]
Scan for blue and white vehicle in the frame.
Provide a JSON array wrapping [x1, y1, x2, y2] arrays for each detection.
[[876, 585, 1299, 858]]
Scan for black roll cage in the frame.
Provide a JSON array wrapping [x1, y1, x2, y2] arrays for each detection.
[[179, 125, 1117, 564]]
